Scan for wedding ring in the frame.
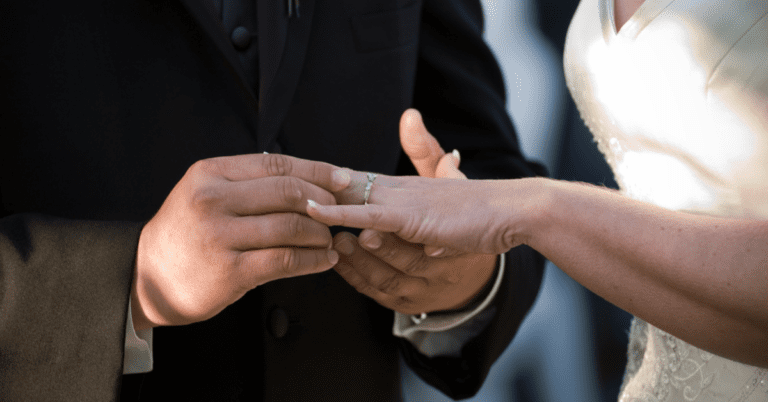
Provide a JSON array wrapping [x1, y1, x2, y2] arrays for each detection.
[[363, 172, 377, 205]]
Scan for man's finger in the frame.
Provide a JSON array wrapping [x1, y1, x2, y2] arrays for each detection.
[[194, 153, 350, 192], [225, 176, 337, 216], [333, 232, 427, 297], [239, 247, 339, 287], [228, 213, 333, 250], [435, 151, 465, 180], [358, 231, 432, 277], [399, 109, 445, 178]]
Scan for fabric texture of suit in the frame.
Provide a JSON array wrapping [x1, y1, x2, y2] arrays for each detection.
[[0, 0, 546, 400]]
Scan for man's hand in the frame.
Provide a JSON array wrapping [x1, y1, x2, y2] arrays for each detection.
[[132, 153, 347, 330], [331, 109, 497, 314]]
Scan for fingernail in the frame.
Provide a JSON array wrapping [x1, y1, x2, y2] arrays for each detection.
[[307, 199, 319, 210], [452, 149, 461, 164], [335, 239, 355, 256], [328, 250, 339, 265], [362, 233, 382, 250], [332, 169, 351, 189], [427, 247, 445, 258]]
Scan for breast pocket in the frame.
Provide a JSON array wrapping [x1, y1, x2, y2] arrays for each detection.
[[349, 1, 421, 53]]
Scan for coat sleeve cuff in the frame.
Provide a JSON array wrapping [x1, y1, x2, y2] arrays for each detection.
[[392, 254, 505, 357]]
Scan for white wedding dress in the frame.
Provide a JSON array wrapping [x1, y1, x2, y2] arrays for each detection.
[[563, 0, 768, 400]]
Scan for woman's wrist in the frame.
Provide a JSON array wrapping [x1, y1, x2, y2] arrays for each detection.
[[498, 177, 554, 249]]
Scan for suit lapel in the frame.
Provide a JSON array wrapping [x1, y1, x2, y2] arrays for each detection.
[[257, 0, 315, 151], [179, 0, 315, 152]]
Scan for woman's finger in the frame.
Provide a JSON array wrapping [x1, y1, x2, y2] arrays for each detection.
[[306, 200, 406, 233], [435, 150, 465, 179]]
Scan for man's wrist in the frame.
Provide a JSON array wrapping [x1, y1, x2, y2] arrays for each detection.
[[428, 258, 500, 317], [397, 253, 505, 332]]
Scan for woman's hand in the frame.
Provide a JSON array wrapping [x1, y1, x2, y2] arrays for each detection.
[[322, 109, 499, 314], [308, 170, 546, 256]]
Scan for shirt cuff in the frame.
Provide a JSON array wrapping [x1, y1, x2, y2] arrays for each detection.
[[393, 253, 505, 358], [123, 298, 154, 374]]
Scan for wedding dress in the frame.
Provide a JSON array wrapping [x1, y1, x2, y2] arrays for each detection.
[[563, 0, 768, 400]]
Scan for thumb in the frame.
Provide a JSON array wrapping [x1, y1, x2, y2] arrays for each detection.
[[400, 109, 445, 178]]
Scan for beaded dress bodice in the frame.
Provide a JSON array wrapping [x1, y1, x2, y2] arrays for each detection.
[[563, 0, 768, 400]]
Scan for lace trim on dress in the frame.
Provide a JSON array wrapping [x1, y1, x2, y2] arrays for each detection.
[[621, 321, 768, 402], [621, 317, 649, 395]]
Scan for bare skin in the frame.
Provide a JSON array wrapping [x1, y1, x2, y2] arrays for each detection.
[[614, 0, 645, 31], [131, 109, 498, 330], [330, 109, 496, 315], [131, 153, 347, 330], [308, 163, 768, 368]]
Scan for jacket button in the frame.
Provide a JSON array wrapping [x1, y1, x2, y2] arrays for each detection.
[[231, 26, 252, 50], [268, 307, 289, 339]]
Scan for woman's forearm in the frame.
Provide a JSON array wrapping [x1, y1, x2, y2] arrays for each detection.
[[516, 178, 768, 366]]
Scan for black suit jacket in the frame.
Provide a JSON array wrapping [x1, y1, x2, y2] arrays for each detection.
[[0, 0, 546, 400]]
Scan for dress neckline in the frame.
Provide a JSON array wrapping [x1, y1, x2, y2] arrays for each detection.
[[601, 0, 676, 42]]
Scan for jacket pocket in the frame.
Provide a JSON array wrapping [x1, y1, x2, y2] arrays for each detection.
[[349, 1, 420, 53]]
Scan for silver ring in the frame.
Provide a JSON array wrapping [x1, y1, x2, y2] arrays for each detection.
[[363, 172, 377, 205]]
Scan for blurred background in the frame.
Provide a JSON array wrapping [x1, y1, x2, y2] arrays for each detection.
[[401, 0, 633, 400]]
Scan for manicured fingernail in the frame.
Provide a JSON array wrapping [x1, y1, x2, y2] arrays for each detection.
[[328, 250, 339, 265], [452, 149, 461, 164], [427, 247, 445, 257], [362, 233, 382, 250], [335, 239, 355, 256], [332, 169, 351, 189], [307, 199, 319, 211]]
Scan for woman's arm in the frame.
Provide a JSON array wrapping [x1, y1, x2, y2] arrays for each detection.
[[530, 179, 767, 368], [309, 172, 768, 367]]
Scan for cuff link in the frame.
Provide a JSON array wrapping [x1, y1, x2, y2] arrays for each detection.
[[410, 312, 428, 325]]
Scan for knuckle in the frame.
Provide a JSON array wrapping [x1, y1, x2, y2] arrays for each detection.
[[308, 162, 322, 187], [264, 154, 291, 177], [379, 246, 399, 262], [203, 221, 226, 247], [191, 158, 219, 176], [444, 268, 462, 284], [402, 256, 429, 275], [340, 270, 361, 287], [402, 213, 426, 242], [285, 213, 304, 239], [393, 296, 417, 312], [356, 281, 377, 296], [190, 185, 224, 211], [377, 275, 403, 294], [279, 176, 304, 207], [498, 227, 519, 253], [279, 248, 299, 276], [367, 207, 385, 225]]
